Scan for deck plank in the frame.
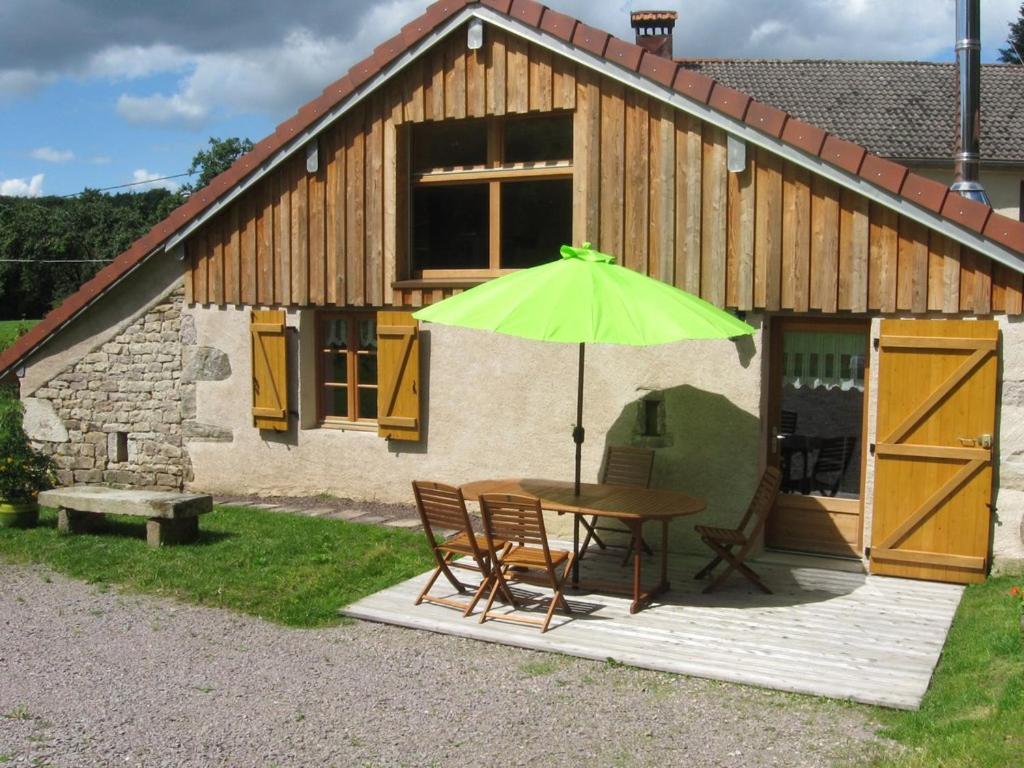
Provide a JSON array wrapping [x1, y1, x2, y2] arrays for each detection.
[[342, 552, 960, 710]]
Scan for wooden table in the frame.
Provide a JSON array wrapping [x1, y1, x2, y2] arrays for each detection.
[[461, 478, 705, 613]]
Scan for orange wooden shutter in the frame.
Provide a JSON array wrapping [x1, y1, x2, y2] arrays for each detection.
[[377, 311, 421, 441], [870, 319, 998, 584], [250, 309, 289, 432]]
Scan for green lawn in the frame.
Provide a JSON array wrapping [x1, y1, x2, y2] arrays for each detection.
[[0, 319, 39, 353], [871, 575, 1024, 768], [0, 505, 433, 627]]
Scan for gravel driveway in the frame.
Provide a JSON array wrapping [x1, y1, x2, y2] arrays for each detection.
[[0, 563, 893, 768]]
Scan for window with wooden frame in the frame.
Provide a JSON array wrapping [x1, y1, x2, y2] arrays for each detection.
[[317, 312, 378, 426], [410, 113, 573, 278]]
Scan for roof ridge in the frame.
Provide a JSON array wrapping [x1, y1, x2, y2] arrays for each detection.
[[2, 0, 1022, 378]]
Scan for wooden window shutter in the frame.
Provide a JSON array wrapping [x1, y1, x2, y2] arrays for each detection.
[[376, 311, 421, 441], [250, 309, 289, 431]]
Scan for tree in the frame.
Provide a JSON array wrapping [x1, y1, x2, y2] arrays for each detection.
[[999, 2, 1024, 64], [181, 136, 255, 193]]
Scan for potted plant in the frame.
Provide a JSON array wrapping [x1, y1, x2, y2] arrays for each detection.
[[0, 388, 56, 528]]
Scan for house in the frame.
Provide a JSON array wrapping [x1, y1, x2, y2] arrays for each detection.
[[2, 0, 1024, 585]]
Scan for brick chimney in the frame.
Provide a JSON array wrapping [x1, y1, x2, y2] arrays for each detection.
[[630, 10, 678, 58]]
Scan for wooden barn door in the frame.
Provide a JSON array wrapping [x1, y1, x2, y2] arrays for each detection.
[[870, 319, 998, 584]]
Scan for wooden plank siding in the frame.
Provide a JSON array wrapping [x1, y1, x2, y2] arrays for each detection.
[[185, 24, 1023, 316]]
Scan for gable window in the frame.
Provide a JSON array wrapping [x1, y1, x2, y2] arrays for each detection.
[[318, 312, 378, 425], [410, 114, 573, 277]]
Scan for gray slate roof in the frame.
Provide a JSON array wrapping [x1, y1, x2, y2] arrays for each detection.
[[681, 60, 1024, 165]]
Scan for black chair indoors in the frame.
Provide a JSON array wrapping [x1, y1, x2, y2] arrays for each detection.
[[811, 436, 857, 497]]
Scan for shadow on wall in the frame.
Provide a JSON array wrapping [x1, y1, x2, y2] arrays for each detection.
[[602, 384, 761, 553]]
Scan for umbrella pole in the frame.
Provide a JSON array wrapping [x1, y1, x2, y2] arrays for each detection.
[[572, 342, 585, 587], [573, 342, 585, 496]]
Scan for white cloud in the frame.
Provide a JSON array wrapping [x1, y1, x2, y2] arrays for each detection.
[[84, 43, 191, 80], [0, 174, 45, 197], [749, 20, 786, 46], [90, 155, 112, 165], [30, 146, 74, 163], [117, 92, 208, 127], [131, 168, 180, 192]]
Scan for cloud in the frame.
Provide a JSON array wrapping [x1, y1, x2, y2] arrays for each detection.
[[84, 43, 192, 80], [90, 156, 112, 165], [0, 174, 45, 197], [117, 92, 208, 127], [30, 146, 74, 163], [130, 169, 181, 192], [0, 68, 54, 99]]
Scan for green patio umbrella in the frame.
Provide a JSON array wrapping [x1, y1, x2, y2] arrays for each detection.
[[413, 243, 755, 495]]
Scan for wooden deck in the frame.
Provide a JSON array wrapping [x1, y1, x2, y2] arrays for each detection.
[[342, 547, 963, 710]]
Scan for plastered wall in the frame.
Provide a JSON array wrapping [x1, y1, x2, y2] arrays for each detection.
[[184, 304, 764, 552]]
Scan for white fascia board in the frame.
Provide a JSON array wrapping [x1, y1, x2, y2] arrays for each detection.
[[166, 5, 1024, 275]]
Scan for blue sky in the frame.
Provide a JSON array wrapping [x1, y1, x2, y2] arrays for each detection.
[[1, 0, 1019, 198]]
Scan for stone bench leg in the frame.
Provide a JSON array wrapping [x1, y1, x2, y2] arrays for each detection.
[[146, 516, 199, 547], [57, 508, 102, 534]]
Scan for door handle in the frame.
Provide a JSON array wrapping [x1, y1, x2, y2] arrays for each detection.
[[957, 434, 992, 449]]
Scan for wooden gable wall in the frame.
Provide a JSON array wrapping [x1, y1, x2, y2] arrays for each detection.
[[185, 23, 1023, 315]]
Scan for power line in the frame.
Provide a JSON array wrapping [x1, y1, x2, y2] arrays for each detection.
[[58, 171, 194, 198]]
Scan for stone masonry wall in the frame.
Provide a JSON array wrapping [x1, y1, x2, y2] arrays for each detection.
[[24, 286, 232, 491]]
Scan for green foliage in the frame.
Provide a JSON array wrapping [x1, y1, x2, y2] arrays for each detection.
[[871, 575, 1024, 767], [0, 188, 182, 319], [0, 390, 56, 502], [1000, 2, 1024, 64], [0, 505, 434, 627], [0, 320, 38, 353], [181, 136, 255, 194]]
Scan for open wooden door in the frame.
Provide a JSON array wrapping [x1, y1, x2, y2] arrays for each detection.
[[870, 319, 998, 584]]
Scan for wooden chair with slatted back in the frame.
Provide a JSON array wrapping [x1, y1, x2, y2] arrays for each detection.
[[693, 466, 782, 594], [473, 493, 577, 633], [579, 446, 656, 560], [811, 436, 857, 497], [412, 480, 505, 616]]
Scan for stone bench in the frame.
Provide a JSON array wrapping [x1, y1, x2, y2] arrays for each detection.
[[38, 486, 213, 547]]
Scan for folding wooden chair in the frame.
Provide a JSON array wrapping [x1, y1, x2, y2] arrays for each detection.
[[473, 493, 576, 633], [412, 480, 506, 615], [693, 467, 782, 594], [811, 436, 857, 497], [579, 446, 655, 560]]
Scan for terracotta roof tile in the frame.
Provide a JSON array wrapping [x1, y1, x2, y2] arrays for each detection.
[[941, 194, 992, 234], [539, 8, 577, 41], [571, 23, 610, 57], [821, 134, 865, 173], [983, 216, 1024, 254], [509, 0, 544, 27], [604, 36, 645, 72], [744, 99, 788, 137], [900, 173, 949, 213], [672, 67, 714, 103], [781, 116, 826, 155], [708, 82, 750, 120], [424, 0, 470, 29], [638, 52, 678, 87], [481, 0, 513, 13], [401, 16, 435, 46], [373, 32, 409, 70], [348, 54, 382, 89], [858, 154, 908, 195]]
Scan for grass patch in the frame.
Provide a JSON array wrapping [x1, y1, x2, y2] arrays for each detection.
[[871, 575, 1024, 768], [0, 505, 433, 627], [0, 320, 38, 353]]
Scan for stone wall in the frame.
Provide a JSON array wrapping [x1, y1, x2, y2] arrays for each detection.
[[23, 286, 232, 491]]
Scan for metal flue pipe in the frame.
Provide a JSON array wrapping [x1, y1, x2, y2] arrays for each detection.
[[950, 0, 990, 205]]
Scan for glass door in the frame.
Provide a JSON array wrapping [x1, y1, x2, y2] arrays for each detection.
[[765, 318, 870, 558]]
